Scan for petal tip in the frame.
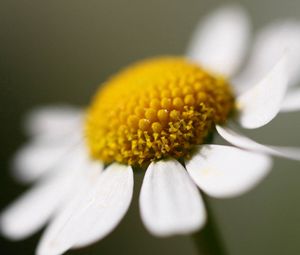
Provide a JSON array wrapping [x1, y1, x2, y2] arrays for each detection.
[[0, 212, 24, 241], [186, 145, 273, 198], [140, 160, 206, 238]]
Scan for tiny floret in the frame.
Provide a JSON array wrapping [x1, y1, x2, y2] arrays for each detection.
[[85, 57, 234, 165]]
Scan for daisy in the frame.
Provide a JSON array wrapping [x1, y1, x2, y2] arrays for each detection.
[[1, 4, 300, 255]]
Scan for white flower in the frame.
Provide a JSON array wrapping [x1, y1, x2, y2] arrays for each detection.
[[1, 4, 300, 255]]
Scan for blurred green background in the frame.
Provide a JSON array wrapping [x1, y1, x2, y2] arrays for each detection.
[[1, 0, 300, 254]]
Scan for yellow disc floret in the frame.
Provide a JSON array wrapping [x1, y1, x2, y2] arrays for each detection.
[[85, 57, 234, 166]]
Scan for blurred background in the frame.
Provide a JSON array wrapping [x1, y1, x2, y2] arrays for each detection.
[[1, 0, 300, 254]]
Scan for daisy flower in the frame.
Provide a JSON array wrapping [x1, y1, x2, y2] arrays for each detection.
[[1, 4, 300, 255]]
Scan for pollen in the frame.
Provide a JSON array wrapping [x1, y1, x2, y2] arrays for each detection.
[[85, 57, 234, 166]]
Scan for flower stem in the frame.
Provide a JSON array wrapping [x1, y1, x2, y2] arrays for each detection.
[[192, 192, 227, 255]]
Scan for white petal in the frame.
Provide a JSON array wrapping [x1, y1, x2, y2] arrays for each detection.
[[0, 148, 97, 241], [216, 124, 300, 161], [234, 21, 300, 92], [37, 163, 133, 255], [281, 88, 300, 112], [186, 4, 250, 77], [237, 54, 288, 129], [38, 165, 101, 251], [24, 105, 83, 141], [139, 159, 206, 237], [185, 145, 272, 198], [12, 140, 81, 183]]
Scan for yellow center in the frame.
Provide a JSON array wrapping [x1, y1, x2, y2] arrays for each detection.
[[85, 57, 234, 166]]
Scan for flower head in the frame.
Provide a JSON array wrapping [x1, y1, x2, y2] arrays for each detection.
[[1, 4, 300, 255], [86, 57, 234, 165]]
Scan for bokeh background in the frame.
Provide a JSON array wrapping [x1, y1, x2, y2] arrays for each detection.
[[1, 0, 300, 254]]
